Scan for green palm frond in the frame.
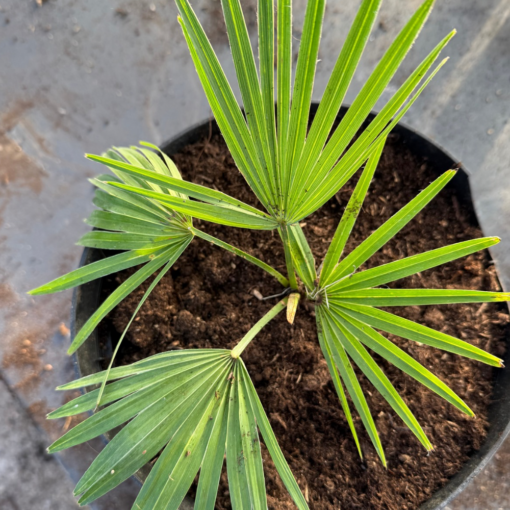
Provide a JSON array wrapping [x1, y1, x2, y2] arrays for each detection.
[[175, 0, 452, 227], [314, 137, 505, 460], [49, 303, 309, 510], [29, 144, 285, 355], [30, 147, 193, 356]]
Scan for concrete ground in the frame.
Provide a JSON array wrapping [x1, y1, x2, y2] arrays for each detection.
[[0, 0, 509, 508]]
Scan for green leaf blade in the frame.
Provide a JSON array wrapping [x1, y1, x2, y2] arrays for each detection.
[[92, 187, 169, 224], [175, 0, 274, 211], [220, 0, 277, 206], [57, 350, 228, 390], [75, 358, 230, 505], [29, 248, 164, 295], [258, 0, 278, 201], [226, 363, 252, 510], [238, 367, 266, 510], [133, 377, 230, 510], [194, 385, 229, 510], [48, 357, 222, 419], [241, 361, 309, 510], [68, 238, 191, 355], [277, 0, 292, 199], [320, 136, 385, 285], [316, 313, 362, 458], [49, 360, 218, 454], [87, 154, 270, 219], [330, 170, 456, 281], [319, 308, 386, 466], [291, 30, 454, 221], [330, 288, 510, 307], [285, 0, 326, 204], [302, 0, 435, 195], [110, 182, 278, 230], [290, 0, 382, 201], [337, 303, 503, 367], [76, 231, 180, 251], [336, 311, 474, 416], [84, 210, 168, 236], [331, 310, 432, 451], [330, 237, 501, 292]]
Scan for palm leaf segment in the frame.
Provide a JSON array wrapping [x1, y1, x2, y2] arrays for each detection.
[[48, 304, 309, 510], [313, 138, 508, 466]]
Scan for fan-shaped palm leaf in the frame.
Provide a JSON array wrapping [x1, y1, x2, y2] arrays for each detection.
[[315, 134, 507, 458], [49, 303, 309, 510]]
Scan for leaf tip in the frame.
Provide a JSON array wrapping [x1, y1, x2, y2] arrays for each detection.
[[47, 443, 59, 454], [27, 286, 50, 296], [462, 405, 475, 418]]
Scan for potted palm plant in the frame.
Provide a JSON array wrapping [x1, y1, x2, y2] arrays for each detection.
[[30, 0, 510, 508]]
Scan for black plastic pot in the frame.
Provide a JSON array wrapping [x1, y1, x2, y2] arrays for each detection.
[[70, 104, 510, 510]]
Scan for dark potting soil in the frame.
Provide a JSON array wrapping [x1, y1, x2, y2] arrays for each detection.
[[99, 132, 509, 510]]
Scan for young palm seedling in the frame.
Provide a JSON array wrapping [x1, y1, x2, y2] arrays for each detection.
[[30, 0, 509, 507]]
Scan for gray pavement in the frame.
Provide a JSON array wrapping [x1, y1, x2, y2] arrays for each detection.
[[0, 0, 509, 508], [0, 373, 82, 510]]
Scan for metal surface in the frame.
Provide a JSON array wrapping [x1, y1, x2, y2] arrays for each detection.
[[1, 0, 509, 508]]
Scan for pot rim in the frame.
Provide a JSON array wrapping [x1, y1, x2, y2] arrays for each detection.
[[70, 104, 510, 510]]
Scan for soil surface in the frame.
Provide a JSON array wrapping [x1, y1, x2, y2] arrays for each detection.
[[99, 131, 509, 510]]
